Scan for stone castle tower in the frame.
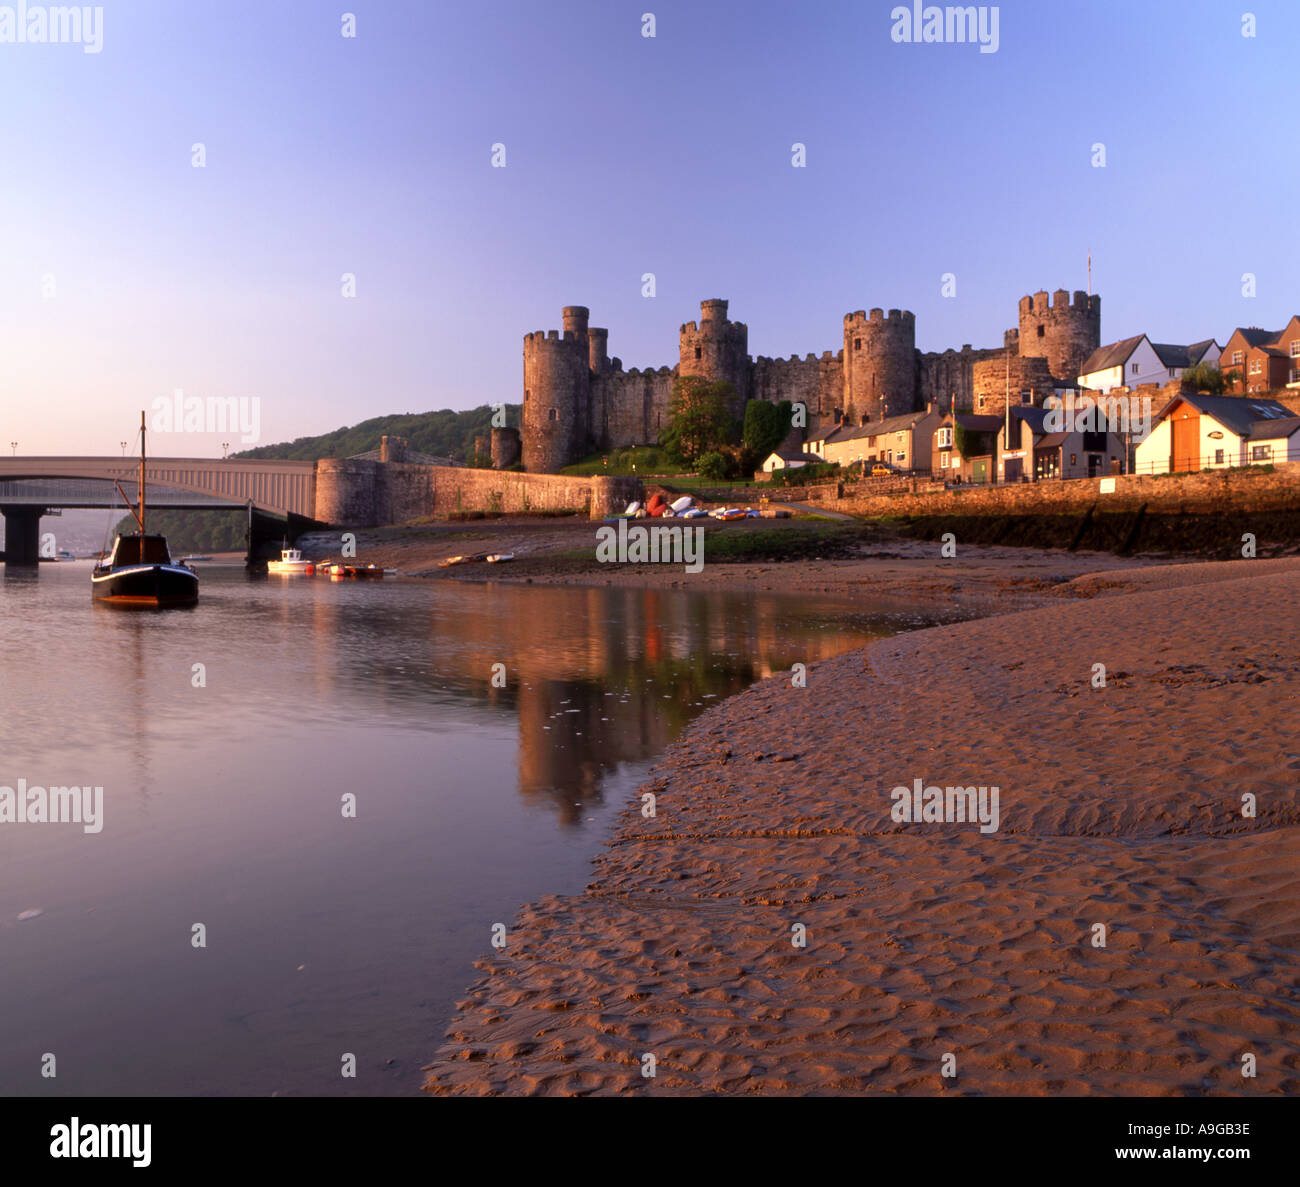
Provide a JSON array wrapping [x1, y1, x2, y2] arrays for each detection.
[[842, 309, 917, 424], [678, 299, 751, 418], [520, 288, 1100, 472], [522, 305, 608, 474], [1018, 289, 1102, 386]]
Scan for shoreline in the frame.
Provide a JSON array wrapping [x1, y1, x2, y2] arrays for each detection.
[[422, 557, 1300, 1096], [299, 518, 1217, 616]]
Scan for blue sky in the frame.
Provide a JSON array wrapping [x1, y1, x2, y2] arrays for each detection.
[[2, 0, 1297, 454]]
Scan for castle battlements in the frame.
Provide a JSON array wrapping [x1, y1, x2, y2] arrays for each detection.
[[524, 329, 585, 344], [1021, 289, 1099, 314], [844, 308, 915, 326]]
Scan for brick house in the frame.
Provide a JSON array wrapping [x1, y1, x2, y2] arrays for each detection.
[[1222, 317, 1300, 393]]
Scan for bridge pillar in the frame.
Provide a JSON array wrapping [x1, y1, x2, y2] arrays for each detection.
[[1, 507, 45, 565]]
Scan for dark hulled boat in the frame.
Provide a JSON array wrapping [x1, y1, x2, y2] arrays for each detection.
[[91, 412, 199, 607], [91, 533, 199, 606]]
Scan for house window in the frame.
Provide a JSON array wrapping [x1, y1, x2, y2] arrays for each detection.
[[1021, 391, 1033, 404], [976, 395, 985, 410], [1215, 449, 1224, 464], [937, 427, 953, 447], [854, 338, 861, 351], [525, 389, 530, 401], [1251, 444, 1272, 461], [548, 408, 558, 421], [1291, 340, 1300, 358], [940, 451, 950, 469], [1131, 363, 1140, 374], [1250, 359, 1261, 375], [1232, 350, 1244, 365], [694, 347, 702, 360], [1168, 368, 1176, 378], [1037, 325, 1045, 338], [1070, 453, 1077, 465]]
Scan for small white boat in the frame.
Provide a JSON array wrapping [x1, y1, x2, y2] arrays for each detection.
[[179, 554, 212, 565], [267, 547, 315, 575], [56, 549, 75, 562], [486, 553, 514, 563]]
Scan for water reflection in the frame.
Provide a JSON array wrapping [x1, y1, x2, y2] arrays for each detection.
[[0, 566, 933, 1095], [258, 580, 907, 824]]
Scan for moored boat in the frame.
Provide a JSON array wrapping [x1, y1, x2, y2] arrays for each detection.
[[267, 547, 314, 575], [329, 563, 395, 579], [92, 412, 199, 608]]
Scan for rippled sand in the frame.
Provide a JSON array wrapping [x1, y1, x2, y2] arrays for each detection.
[[424, 562, 1300, 1095]]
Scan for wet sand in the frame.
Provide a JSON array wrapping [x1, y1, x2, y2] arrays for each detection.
[[303, 518, 1196, 616], [423, 558, 1300, 1095]]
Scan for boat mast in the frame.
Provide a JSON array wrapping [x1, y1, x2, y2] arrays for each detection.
[[139, 409, 146, 533]]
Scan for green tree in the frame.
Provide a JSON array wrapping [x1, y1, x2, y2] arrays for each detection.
[[742, 398, 795, 456], [1183, 361, 1229, 395], [660, 376, 737, 464]]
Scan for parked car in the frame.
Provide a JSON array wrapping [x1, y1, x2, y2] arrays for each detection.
[[870, 463, 897, 477]]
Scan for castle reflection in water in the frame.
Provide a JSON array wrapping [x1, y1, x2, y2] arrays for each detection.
[[291, 579, 923, 825]]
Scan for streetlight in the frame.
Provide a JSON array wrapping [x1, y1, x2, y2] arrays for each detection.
[[9, 442, 15, 456], [222, 442, 230, 458], [120, 441, 128, 456]]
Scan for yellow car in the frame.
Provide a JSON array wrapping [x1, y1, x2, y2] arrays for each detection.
[[870, 463, 895, 477]]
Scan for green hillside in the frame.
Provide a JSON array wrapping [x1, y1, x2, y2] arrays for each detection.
[[232, 405, 521, 462], [113, 508, 246, 554]]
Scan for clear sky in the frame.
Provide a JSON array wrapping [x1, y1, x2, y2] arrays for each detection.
[[2, 0, 1297, 455]]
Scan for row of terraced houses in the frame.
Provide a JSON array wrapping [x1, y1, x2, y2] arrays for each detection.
[[770, 312, 1300, 481]]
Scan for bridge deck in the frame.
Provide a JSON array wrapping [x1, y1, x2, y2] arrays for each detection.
[[0, 457, 316, 518]]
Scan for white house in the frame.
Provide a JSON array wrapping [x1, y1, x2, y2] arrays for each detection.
[[761, 447, 819, 473], [1078, 335, 1221, 393], [1134, 392, 1298, 474]]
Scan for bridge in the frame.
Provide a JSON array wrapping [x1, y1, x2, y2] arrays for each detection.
[[0, 441, 633, 565], [0, 456, 317, 564]]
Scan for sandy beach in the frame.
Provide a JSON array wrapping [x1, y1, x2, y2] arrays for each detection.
[[423, 557, 1300, 1095]]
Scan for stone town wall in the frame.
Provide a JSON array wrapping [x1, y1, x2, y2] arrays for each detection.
[[429, 469, 640, 520], [831, 460, 1300, 519], [315, 460, 640, 526]]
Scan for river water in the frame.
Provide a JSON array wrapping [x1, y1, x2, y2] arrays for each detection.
[[0, 562, 936, 1096]]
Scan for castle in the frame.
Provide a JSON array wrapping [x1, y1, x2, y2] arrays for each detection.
[[521, 289, 1101, 472]]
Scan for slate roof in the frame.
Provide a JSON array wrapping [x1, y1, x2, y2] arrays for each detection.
[[1248, 416, 1300, 441], [953, 414, 1005, 433], [1079, 334, 1147, 376], [1151, 343, 1194, 369], [1009, 406, 1050, 433], [1230, 327, 1281, 349], [1155, 392, 1294, 437]]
